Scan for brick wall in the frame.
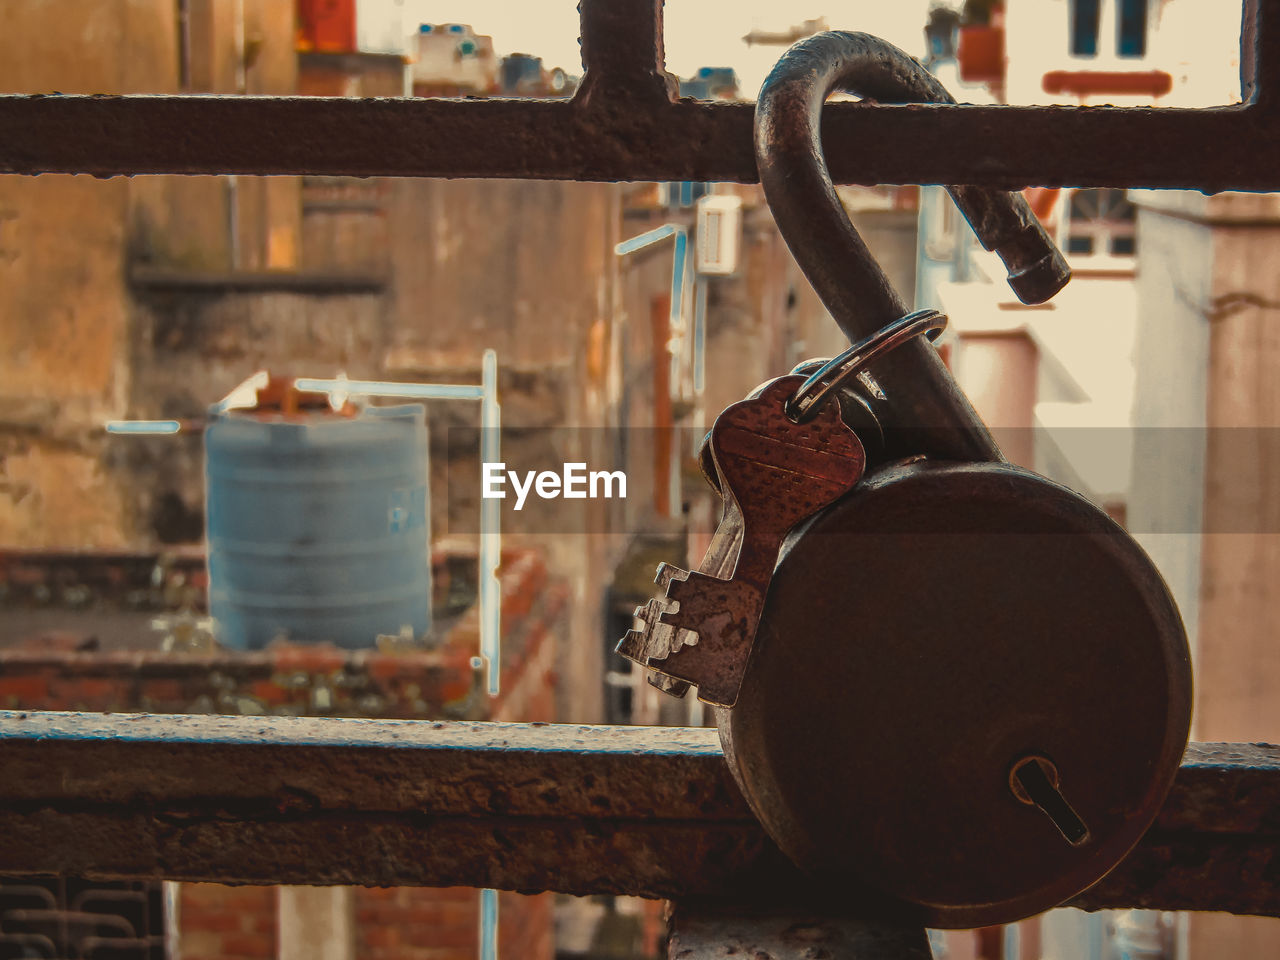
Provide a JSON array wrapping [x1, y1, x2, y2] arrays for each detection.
[[174, 885, 552, 960], [351, 886, 554, 960], [180, 884, 276, 960], [0, 548, 563, 718], [499, 891, 557, 960]]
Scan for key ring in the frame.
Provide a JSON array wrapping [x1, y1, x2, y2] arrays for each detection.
[[785, 309, 948, 422]]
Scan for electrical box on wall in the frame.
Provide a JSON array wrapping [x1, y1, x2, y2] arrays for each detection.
[[695, 195, 743, 276]]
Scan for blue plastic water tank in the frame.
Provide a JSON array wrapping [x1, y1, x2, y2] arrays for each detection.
[[205, 404, 430, 650]]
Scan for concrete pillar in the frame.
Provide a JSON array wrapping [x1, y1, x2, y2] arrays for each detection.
[[278, 886, 355, 960], [1131, 190, 1280, 957]]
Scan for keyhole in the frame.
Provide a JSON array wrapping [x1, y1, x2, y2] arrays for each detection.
[[1009, 755, 1090, 846]]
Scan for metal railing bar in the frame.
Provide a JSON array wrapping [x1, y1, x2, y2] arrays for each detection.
[[0, 0, 1275, 189], [0, 712, 1276, 917], [1, 96, 1276, 191]]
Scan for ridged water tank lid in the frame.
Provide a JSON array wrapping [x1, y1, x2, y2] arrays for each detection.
[[204, 376, 430, 478], [209, 404, 425, 425], [205, 375, 426, 457], [206, 403, 427, 467]]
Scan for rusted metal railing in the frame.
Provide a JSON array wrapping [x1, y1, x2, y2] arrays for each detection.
[[0, 1, 1276, 190], [0, 712, 1278, 919]]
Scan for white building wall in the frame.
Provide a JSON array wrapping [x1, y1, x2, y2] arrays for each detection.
[[356, 0, 408, 56], [1004, 0, 1240, 106]]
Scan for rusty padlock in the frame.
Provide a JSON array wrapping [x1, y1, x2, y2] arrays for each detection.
[[710, 33, 1190, 928]]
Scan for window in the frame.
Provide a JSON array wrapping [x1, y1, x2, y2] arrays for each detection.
[[1117, 0, 1149, 57], [1072, 0, 1149, 60], [1062, 188, 1137, 265], [1071, 0, 1101, 56]]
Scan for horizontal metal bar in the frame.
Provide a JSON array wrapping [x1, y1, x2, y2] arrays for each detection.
[[616, 223, 680, 256], [2, 96, 1278, 191], [0, 711, 1277, 918], [104, 420, 181, 435], [293, 378, 485, 400], [3, 0, 1277, 190]]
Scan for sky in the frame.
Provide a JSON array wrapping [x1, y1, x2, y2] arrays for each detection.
[[408, 1, 938, 96]]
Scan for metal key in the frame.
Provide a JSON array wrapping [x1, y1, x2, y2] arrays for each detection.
[[627, 502, 744, 700], [617, 376, 865, 706]]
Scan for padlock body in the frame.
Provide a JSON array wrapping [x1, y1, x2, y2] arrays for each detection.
[[718, 459, 1192, 928]]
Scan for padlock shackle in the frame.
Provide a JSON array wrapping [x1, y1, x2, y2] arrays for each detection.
[[756, 31, 1071, 463]]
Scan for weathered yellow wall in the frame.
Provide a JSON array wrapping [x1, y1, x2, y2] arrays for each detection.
[[0, 1, 302, 548], [0, 172, 133, 549], [386, 179, 616, 375], [0, 2, 179, 547]]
